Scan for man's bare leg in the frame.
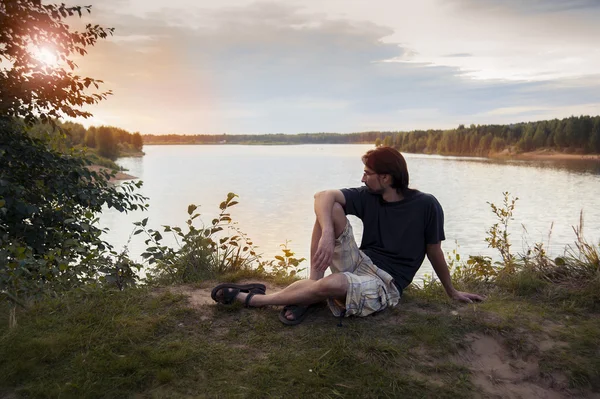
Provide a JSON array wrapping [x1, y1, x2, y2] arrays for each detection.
[[309, 202, 348, 280], [236, 273, 348, 307], [215, 203, 350, 318], [233, 203, 350, 316]]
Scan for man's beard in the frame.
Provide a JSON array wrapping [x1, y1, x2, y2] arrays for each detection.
[[365, 184, 384, 195]]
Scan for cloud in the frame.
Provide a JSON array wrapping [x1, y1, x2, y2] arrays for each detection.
[[68, 1, 600, 134], [450, 0, 600, 14], [443, 53, 472, 58]]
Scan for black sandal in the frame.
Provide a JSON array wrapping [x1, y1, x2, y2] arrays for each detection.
[[278, 304, 313, 326], [211, 283, 266, 304], [244, 292, 262, 307]]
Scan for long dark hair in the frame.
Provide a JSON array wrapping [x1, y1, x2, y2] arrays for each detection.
[[362, 146, 412, 195]]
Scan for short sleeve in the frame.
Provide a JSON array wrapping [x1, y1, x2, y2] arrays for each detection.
[[341, 187, 366, 219], [425, 195, 445, 244]]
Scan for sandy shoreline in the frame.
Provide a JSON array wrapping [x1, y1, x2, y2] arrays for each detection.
[[87, 165, 136, 181], [489, 150, 600, 161]]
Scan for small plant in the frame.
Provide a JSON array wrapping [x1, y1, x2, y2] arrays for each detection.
[[257, 240, 306, 279], [138, 193, 305, 283], [442, 241, 496, 286], [555, 211, 600, 281], [98, 231, 143, 291], [486, 192, 518, 270]]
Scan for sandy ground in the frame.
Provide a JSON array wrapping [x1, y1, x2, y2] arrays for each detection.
[[490, 149, 600, 161], [87, 165, 136, 181]]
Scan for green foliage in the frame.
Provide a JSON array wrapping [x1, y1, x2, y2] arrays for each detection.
[[139, 193, 305, 283], [257, 240, 306, 280], [363, 116, 600, 156], [95, 126, 118, 159], [486, 192, 518, 269], [442, 192, 599, 303], [590, 119, 600, 153], [0, 1, 113, 124], [0, 119, 147, 310], [554, 212, 600, 281]]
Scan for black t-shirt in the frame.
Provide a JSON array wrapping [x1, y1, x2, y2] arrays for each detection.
[[341, 187, 445, 293]]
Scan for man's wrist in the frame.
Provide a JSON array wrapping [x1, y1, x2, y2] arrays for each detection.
[[321, 226, 335, 236]]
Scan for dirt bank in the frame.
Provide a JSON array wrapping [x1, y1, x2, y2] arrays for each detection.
[[87, 165, 136, 181], [490, 149, 600, 161]]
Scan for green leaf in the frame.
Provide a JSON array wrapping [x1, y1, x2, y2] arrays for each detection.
[[187, 204, 197, 215]]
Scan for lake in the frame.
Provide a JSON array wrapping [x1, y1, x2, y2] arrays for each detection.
[[101, 144, 600, 282]]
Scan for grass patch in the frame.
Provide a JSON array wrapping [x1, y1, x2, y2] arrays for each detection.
[[2, 280, 599, 398], [0, 286, 481, 398]]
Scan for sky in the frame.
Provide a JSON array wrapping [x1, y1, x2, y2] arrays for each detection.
[[62, 0, 600, 134]]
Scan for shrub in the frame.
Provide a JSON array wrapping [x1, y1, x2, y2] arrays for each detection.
[[0, 119, 147, 324]]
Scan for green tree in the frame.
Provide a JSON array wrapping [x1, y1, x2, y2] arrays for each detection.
[[382, 135, 392, 147], [553, 120, 567, 148], [590, 118, 600, 153], [532, 123, 547, 149], [0, 120, 147, 311], [517, 124, 535, 152], [395, 133, 403, 149], [0, 2, 144, 325], [62, 121, 87, 146], [375, 137, 382, 147], [490, 136, 505, 153], [478, 133, 493, 154], [96, 126, 118, 159], [132, 132, 143, 151], [0, 1, 113, 124], [84, 126, 97, 148], [565, 118, 581, 148]]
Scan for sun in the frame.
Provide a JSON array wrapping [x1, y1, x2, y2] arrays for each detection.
[[33, 46, 59, 67]]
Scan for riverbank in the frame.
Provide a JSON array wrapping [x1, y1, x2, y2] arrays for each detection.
[[87, 165, 136, 181], [491, 149, 600, 161], [1, 278, 598, 398]]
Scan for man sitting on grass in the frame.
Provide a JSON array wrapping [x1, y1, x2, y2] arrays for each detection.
[[211, 146, 484, 324]]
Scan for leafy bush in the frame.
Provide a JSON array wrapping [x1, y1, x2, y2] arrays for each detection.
[[138, 193, 305, 283], [0, 120, 147, 314]]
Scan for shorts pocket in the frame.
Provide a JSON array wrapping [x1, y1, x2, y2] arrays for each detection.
[[357, 285, 387, 316]]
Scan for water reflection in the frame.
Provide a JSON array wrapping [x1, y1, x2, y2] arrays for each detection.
[[430, 154, 600, 175]]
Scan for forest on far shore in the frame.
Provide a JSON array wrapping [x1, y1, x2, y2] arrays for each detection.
[[28, 120, 144, 160], [143, 115, 600, 156]]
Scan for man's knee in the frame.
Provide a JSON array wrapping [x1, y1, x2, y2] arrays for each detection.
[[317, 274, 348, 297]]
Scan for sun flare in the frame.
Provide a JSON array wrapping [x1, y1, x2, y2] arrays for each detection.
[[33, 46, 59, 66]]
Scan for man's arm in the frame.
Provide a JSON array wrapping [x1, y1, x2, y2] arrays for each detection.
[[426, 242, 485, 303], [312, 190, 346, 272]]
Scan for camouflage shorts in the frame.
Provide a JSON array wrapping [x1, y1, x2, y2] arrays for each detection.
[[327, 220, 401, 317]]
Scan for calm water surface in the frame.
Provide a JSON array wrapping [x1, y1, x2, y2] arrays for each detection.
[[102, 145, 600, 281]]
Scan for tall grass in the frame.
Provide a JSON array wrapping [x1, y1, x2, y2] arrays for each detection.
[[418, 193, 600, 308]]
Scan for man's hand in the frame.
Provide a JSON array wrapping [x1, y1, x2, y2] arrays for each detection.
[[450, 290, 485, 303], [312, 232, 335, 272]]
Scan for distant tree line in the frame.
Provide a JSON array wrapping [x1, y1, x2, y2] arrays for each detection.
[[375, 115, 600, 156], [143, 132, 378, 145], [27, 120, 144, 159], [143, 115, 600, 155]]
